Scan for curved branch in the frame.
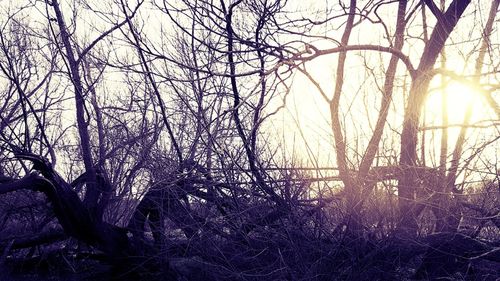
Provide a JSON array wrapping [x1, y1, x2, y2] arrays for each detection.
[[290, 44, 416, 78], [0, 172, 50, 194]]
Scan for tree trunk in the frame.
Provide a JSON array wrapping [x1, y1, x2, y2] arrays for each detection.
[[397, 0, 470, 237], [51, 0, 99, 213], [329, 0, 362, 238], [0, 154, 170, 277]]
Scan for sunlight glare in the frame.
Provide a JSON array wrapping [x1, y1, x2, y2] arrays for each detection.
[[424, 81, 483, 125]]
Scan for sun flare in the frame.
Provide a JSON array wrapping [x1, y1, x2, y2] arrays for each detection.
[[424, 81, 483, 125]]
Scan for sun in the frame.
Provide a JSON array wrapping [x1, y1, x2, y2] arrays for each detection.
[[424, 81, 483, 125]]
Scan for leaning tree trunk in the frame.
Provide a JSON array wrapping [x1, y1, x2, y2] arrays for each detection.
[[50, 0, 100, 212], [0, 153, 173, 277], [397, 0, 471, 237]]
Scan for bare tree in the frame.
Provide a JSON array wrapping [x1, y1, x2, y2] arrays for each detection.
[[0, 1, 498, 280]]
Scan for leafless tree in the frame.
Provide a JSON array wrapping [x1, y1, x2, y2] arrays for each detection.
[[0, 1, 498, 280]]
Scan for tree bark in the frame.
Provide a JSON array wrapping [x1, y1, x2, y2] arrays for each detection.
[[50, 0, 99, 212], [329, 0, 361, 238], [0, 154, 158, 271], [397, 0, 471, 237]]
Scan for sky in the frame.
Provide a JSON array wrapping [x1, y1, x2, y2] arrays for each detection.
[[0, 0, 498, 188]]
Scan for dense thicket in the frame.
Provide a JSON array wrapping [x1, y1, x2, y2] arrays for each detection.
[[0, 0, 499, 280]]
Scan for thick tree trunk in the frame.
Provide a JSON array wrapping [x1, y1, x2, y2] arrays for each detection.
[[397, 0, 470, 237], [0, 154, 168, 277]]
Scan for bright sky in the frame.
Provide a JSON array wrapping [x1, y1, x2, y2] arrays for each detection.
[[266, 1, 499, 185], [1, 0, 498, 186]]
